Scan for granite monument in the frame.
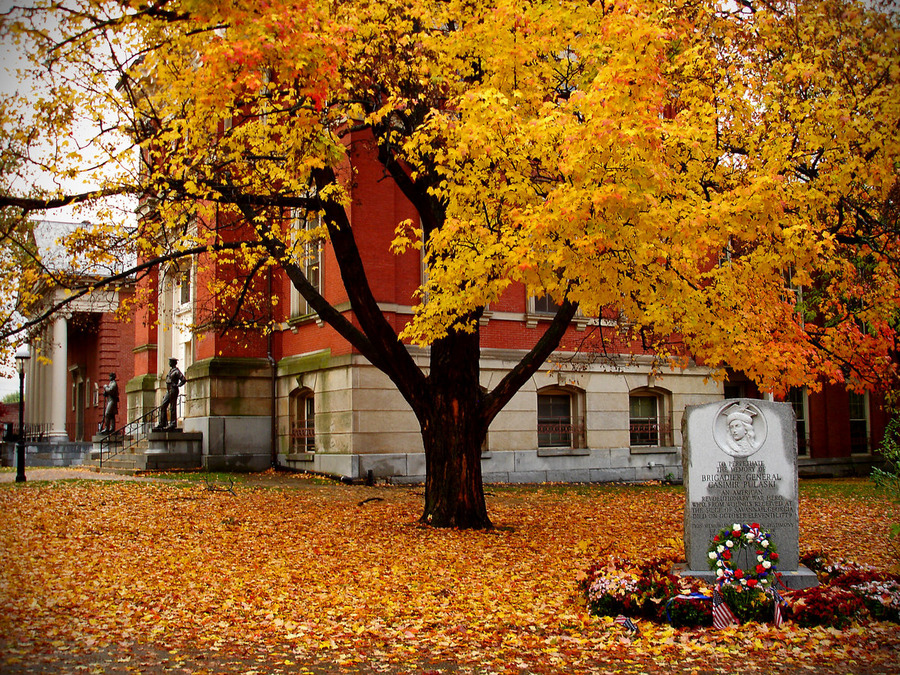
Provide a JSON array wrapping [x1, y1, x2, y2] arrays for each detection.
[[682, 398, 817, 589]]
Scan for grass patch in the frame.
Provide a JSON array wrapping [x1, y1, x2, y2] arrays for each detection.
[[800, 477, 886, 501], [141, 470, 251, 483], [487, 481, 684, 498], [142, 468, 336, 487]]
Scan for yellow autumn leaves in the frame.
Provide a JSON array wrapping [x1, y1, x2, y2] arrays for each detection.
[[0, 476, 898, 673], [1, 0, 898, 391]]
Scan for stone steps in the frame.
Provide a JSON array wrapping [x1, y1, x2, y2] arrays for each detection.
[[83, 431, 204, 474]]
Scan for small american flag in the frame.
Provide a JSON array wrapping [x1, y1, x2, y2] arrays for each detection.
[[614, 614, 640, 636], [712, 586, 738, 629], [771, 589, 786, 627]]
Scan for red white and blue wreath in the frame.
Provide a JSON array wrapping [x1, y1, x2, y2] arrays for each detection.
[[707, 523, 780, 588]]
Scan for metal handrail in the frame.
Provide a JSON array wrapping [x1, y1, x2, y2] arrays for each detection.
[[98, 395, 181, 467]]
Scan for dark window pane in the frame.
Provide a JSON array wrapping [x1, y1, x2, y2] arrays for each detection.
[[538, 393, 571, 447]]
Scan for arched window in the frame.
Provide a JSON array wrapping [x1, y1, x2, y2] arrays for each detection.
[[290, 388, 315, 453], [629, 387, 673, 447], [537, 386, 586, 448]]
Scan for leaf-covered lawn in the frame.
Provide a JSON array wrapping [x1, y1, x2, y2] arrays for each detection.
[[1, 474, 898, 674]]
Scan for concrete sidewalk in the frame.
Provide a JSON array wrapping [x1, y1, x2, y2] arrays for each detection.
[[0, 467, 163, 483]]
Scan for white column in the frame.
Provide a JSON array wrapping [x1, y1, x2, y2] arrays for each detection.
[[48, 315, 69, 441]]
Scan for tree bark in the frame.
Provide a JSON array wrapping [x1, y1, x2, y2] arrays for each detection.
[[416, 324, 492, 529]]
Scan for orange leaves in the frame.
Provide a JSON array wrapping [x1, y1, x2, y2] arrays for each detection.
[[3, 0, 898, 395], [1, 477, 897, 672]]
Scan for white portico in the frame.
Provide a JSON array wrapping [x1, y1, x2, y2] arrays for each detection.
[[21, 288, 126, 442]]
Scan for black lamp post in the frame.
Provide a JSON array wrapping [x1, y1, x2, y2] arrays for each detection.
[[15, 344, 30, 483]]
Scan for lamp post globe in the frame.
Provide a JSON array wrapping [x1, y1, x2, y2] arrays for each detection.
[[14, 344, 30, 483]]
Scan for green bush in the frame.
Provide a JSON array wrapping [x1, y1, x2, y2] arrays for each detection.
[[872, 416, 900, 496], [872, 416, 900, 565], [666, 595, 713, 628]]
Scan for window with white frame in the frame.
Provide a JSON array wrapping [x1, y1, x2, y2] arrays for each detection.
[[178, 265, 192, 307], [786, 387, 809, 456], [290, 211, 323, 318], [849, 391, 869, 454], [533, 294, 562, 315]]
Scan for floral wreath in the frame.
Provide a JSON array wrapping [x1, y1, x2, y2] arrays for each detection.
[[707, 523, 779, 588]]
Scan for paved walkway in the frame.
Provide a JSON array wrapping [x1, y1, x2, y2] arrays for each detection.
[[0, 467, 163, 483], [0, 466, 347, 488]]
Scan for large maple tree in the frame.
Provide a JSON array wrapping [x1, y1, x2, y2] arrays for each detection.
[[0, 0, 898, 527]]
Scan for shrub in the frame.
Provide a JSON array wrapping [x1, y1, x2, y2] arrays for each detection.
[[580, 557, 682, 619], [786, 586, 866, 628], [666, 595, 713, 628], [819, 558, 889, 587], [852, 579, 900, 623], [579, 557, 642, 617], [579, 553, 900, 629], [872, 415, 900, 566]]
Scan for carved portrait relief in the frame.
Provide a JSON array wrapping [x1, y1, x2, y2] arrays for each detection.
[[713, 401, 767, 458]]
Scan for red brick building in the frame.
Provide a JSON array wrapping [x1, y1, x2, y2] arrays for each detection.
[[725, 373, 888, 478], [110, 134, 888, 481]]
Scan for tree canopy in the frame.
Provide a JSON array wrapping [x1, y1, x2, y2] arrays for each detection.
[[0, 0, 898, 525], [1, 0, 898, 390]]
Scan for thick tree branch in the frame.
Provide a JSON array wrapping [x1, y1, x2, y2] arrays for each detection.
[[310, 167, 427, 402], [482, 299, 579, 423], [1, 242, 245, 342], [249, 213, 392, 373], [0, 186, 137, 213]]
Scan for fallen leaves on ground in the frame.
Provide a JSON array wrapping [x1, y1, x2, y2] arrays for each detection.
[[0, 476, 898, 674]]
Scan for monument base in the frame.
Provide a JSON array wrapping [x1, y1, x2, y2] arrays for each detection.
[[674, 563, 819, 590]]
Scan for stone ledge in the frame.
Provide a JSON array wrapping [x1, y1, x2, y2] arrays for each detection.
[[285, 452, 315, 463], [629, 446, 678, 455], [537, 447, 591, 457]]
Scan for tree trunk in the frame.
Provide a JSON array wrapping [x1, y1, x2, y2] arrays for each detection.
[[417, 325, 492, 529], [420, 403, 491, 528]]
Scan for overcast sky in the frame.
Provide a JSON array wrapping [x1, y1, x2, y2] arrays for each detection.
[[1, 4, 22, 395], [0, 3, 126, 396]]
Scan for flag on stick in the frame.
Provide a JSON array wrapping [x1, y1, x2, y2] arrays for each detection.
[[712, 586, 739, 629], [770, 589, 787, 627], [614, 614, 640, 636]]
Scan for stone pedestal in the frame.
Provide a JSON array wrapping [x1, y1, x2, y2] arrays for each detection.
[[145, 431, 202, 455]]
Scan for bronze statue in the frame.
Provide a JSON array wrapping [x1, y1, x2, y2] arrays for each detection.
[[100, 372, 119, 435], [154, 358, 187, 431]]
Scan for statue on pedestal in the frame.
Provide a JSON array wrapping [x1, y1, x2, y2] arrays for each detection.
[[154, 358, 187, 431], [99, 372, 119, 435]]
